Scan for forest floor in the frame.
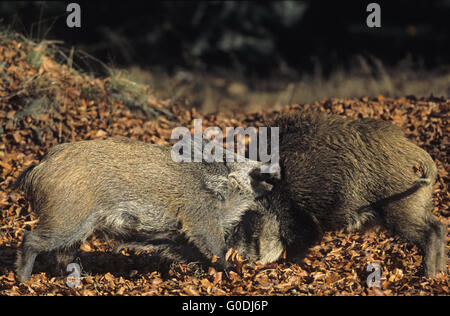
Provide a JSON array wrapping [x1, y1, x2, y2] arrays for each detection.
[[0, 32, 448, 295]]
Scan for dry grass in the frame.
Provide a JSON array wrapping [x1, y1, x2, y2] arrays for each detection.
[[118, 55, 450, 114]]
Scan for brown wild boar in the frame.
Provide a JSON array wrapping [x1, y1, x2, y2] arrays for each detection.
[[14, 136, 279, 282], [229, 111, 446, 276]]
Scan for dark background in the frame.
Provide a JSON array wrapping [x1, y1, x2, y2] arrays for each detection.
[[1, 0, 449, 78]]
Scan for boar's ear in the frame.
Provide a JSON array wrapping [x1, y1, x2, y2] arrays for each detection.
[[249, 163, 281, 198]]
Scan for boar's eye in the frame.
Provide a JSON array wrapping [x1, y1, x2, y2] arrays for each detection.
[[228, 174, 240, 188]]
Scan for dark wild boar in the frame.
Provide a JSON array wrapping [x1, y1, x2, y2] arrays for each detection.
[[229, 111, 446, 276]]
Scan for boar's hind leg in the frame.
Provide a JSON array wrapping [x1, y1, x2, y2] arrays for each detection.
[[15, 229, 77, 282], [382, 189, 447, 276], [16, 220, 94, 282]]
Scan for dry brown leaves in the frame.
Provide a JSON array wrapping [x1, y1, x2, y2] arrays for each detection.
[[0, 37, 448, 296]]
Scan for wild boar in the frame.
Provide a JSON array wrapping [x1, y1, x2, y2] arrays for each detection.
[[14, 136, 279, 282], [261, 110, 447, 276], [226, 111, 446, 276]]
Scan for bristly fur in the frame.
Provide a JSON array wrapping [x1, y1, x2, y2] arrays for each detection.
[[14, 136, 279, 282], [258, 110, 445, 276]]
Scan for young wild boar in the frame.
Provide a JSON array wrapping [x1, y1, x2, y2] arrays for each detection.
[[256, 110, 446, 276], [14, 136, 279, 282]]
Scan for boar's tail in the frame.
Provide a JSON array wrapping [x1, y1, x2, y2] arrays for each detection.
[[14, 164, 36, 191], [413, 156, 438, 188], [393, 158, 437, 200], [376, 159, 436, 208]]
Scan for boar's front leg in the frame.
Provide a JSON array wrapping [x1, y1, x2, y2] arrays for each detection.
[[182, 220, 231, 271]]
